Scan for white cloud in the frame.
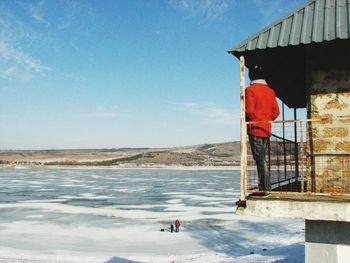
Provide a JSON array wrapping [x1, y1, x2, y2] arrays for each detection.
[[0, 0, 94, 81], [0, 5, 37, 41], [253, 0, 303, 26], [0, 40, 50, 80], [83, 107, 127, 119], [2, 65, 17, 78], [178, 102, 239, 125], [29, 0, 51, 27], [171, 0, 235, 21], [27, 0, 84, 31], [0, 2, 51, 81]]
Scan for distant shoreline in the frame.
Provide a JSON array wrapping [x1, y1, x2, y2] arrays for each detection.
[[0, 164, 242, 170], [0, 142, 241, 169]]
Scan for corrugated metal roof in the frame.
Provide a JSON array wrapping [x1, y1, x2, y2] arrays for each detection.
[[229, 0, 350, 54]]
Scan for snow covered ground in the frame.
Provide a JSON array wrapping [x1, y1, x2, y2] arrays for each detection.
[[0, 168, 304, 262]]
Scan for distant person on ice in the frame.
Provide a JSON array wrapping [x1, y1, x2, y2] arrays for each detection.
[[245, 65, 280, 191], [175, 219, 180, 232]]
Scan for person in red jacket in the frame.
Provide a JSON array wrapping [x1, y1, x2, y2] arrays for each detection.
[[245, 65, 280, 191], [175, 219, 180, 232]]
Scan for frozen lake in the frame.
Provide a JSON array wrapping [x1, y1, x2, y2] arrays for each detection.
[[0, 168, 304, 262]]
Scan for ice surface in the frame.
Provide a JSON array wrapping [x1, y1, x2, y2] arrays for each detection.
[[0, 168, 304, 262]]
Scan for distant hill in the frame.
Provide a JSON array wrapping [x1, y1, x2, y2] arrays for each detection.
[[0, 142, 241, 168]]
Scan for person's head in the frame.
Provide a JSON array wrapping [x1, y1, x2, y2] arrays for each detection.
[[249, 65, 265, 81]]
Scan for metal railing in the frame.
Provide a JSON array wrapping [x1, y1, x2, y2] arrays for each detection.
[[242, 117, 350, 198]]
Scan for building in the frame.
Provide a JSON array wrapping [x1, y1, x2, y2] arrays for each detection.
[[228, 0, 350, 262]]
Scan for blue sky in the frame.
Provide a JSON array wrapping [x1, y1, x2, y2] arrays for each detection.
[[0, 0, 306, 150]]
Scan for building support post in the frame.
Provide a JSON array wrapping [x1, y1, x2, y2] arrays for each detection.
[[294, 109, 299, 191], [240, 56, 247, 201], [305, 220, 350, 263]]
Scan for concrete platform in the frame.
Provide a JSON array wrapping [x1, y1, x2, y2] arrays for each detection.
[[236, 193, 350, 222]]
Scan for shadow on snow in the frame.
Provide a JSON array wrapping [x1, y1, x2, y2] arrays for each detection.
[[186, 218, 304, 261]]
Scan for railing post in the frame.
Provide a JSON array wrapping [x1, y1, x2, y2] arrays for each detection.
[[300, 120, 305, 193], [282, 103, 287, 182], [294, 109, 299, 191], [240, 56, 247, 201]]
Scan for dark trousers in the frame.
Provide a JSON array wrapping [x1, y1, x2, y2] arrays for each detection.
[[249, 135, 270, 191]]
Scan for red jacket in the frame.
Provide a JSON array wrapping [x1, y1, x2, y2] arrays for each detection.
[[245, 81, 280, 137]]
